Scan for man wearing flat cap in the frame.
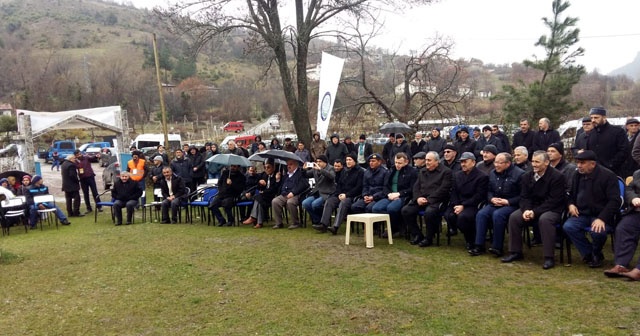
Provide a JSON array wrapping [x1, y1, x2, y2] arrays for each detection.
[[413, 152, 427, 169], [572, 117, 593, 157], [441, 144, 460, 172], [475, 144, 497, 175], [444, 152, 488, 251], [474, 126, 499, 160], [622, 118, 640, 178], [351, 154, 388, 214], [563, 150, 621, 268], [587, 107, 628, 176]]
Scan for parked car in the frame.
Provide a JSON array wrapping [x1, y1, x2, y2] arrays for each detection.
[[223, 121, 245, 133], [45, 140, 76, 163], [102, 161, 120, 190]]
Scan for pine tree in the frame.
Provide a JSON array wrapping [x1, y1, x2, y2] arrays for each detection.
[[495, 0, 585, 127]]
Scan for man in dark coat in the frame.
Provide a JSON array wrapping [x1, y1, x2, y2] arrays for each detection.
[[74, 149, 102, 214], [470, 153, 524, 257], [444, 152, 489, 250], [563, 150, 621, 268], [170, 148, 193, 191], [242, 160, 281, 228], [319, 154, 364, 234], [425, 128, 446, 157], [209, 165, 246, 226], [454, 127, 476, 155], [371, 152, 417, 237], [492, 125, 510, 154], [189, 146, 206, 190], [401, 151, 452, 247], [605, 170, 640, 279], [112, 172, 143, 226], [620, 118, 640, 179], [271, 159, 309, 229], [325, 133, 349, 164], [390, 134, 411, 161], [441, 144, 460, 172], [474, 126, 499, 160], [531, 118, 561, 153], [350, 154, 388, 214], [61, 154, 82, 217], [502, 150, 566, 270], [160, 166, 188, 224], [586, 107, 628, 176], [382, 133, 396, 169], [572, 117, 593, 156], [511, 119, 534, 157], [410, 132, 426, 157]]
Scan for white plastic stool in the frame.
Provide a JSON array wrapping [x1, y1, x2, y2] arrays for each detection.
[[345, 213, 393, 248]]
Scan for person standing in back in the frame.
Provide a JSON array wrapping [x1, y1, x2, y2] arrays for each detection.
[[61, 154, 83, 218], [74, 150, 102, 214]]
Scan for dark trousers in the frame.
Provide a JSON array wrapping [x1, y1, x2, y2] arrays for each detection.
[[614, 212, 640, 268], [65, 190, 81, 216], [209, 195, 236, 224], [113, 199, 138, 224], [508, 209, 561, 258], [80, 177, 101, 211], [402, 202, 442, 241], [161, 197, 182, 222], [445, 206, 479, 245]]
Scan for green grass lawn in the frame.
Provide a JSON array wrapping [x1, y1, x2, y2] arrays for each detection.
[[1, 212, 639, 335]]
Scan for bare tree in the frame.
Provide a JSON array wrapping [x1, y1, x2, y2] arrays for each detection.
[[156, 0, 434, 145], [339, 18, 471, 129]]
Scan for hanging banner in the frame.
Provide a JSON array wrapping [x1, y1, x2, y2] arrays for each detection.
[[316, 52, 345, 140]]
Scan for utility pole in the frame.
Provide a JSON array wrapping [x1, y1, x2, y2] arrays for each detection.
[[152, 33, 169, 151]]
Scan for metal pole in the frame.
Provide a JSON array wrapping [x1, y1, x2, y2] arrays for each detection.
[[152, 33, 169, 151]]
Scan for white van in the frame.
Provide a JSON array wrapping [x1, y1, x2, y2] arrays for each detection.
[[131, 134, 182, 152]]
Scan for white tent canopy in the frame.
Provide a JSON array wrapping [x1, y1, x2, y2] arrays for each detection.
[[18, 106, 123, 137]]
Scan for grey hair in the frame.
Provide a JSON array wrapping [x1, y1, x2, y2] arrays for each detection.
[[426, 151, 440, 161], [514, 146, 528, 157]]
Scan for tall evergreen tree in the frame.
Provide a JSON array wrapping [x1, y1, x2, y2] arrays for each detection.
[[494, 0, 585, 127]]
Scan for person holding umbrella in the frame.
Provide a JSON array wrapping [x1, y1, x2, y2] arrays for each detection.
[[243, 159, 281, 228], [209, 164, 246, 226], [271, 159, 309, 229]]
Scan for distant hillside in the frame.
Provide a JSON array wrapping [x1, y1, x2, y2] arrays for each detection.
[[608, 52, 640, 80]]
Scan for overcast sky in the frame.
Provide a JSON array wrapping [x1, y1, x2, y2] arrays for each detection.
[[126, 0, 640, 74]]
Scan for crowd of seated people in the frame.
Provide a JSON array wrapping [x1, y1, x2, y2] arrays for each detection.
[[9, 107, 640, 280]]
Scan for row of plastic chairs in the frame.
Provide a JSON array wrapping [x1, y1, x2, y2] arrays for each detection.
[[1, 195, 59, 236]]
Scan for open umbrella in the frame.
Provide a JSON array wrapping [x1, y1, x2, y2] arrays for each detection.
[[206, 154, 251, 167], [248, 152, 286, 165], [0, 170, 30, 181], [258, 149, 304, 163], [379, 122, 412, 134]]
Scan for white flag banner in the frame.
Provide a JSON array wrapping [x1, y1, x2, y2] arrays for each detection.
[[316, 52, 345, 140]]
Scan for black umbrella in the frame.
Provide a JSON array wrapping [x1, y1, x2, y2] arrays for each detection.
[[379, 122, 412, 134], [258, 149, 304, 164], [248, 152, 286, 165], [0, 170, 30, 181]]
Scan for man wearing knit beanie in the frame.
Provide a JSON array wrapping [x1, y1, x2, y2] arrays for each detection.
[[27, 175, 71, 227]]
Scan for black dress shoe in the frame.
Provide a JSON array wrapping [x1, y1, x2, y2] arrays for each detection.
[[217, 221, 226, 227], [501, 252, 524, 263], [160, 220, 171, 224], [589, 254, 604, 268], [61, 220, 71, 225], [543, 258, 555, 270], [312, 224, 327, 233], [410, 236, 424, 245], [447, 228, 458, 237], [418, 239, 433, 247], [115, 222, 122, 226], [465, 242, 473, 251], [468, 247, 485, 256], [488, 248, 504, 257], [327, 226, 338, 235], [75, 213, 85, 217]]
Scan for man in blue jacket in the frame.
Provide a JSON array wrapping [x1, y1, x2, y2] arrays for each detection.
[[350, 154, 388, 214]]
